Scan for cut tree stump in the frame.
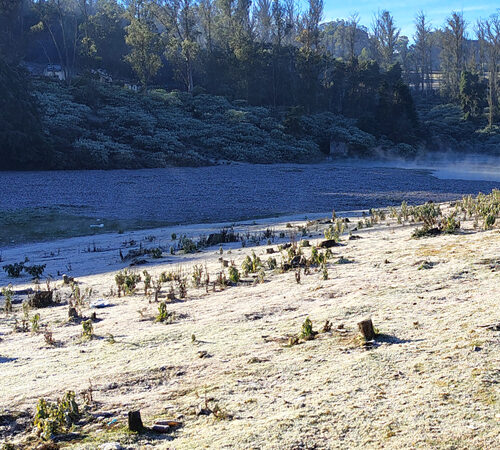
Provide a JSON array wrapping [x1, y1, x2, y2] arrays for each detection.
[[319, 239, 339, 249], [68, 307, 78, 319], [128, 410, 144, 432], [358, 318, 376, 341], [29, 290, 53, 308]]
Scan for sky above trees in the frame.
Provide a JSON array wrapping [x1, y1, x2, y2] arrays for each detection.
[[321, 1, 499, 39]]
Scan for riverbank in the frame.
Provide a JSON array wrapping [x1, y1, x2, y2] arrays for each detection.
[[0, 197, 499, 448]]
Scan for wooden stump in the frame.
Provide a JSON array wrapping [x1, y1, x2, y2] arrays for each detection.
[[319, 239, 338, 249], [29, 290, 53, 308], [68, 307, 78, 320], [128, 410, 144, 432], [358, 318, 376, 341]]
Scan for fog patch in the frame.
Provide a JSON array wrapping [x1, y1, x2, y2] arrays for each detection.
[[339, 152, 500, 183]]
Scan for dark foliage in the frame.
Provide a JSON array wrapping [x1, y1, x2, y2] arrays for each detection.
[[0, 59, 48, 170]]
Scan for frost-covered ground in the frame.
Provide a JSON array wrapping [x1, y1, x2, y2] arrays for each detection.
[[0, 205, 499, 449], [1, 162, 499, 246]]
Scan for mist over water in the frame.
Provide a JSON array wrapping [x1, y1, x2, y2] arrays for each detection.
[[350, 153, 500, 182], [0, 160, 499, 229]]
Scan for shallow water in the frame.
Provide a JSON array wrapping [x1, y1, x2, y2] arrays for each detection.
[[1, 162, 498, 228]]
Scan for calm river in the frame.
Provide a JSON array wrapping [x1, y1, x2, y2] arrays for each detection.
[[0, 160, 499, 244]]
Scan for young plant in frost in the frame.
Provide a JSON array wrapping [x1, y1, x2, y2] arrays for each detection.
[[70, 282, 87, 308], [180, 236, 197, 253], [156, 301, 174, 323], [300, 317, 316, 341], [115, 269, 141, 296], [34, 391, 80, 441], [295, 269, 301, 284], [152, 276, 163, 302], [216, 271, 228, 289], [241, 251, 262, 276], [82, 320, 93, 340], [31, 313, 41, 333], [177, 277, 188, 298], [159, 271, 174, 283], [14, 301, 30, 332], [228, 265, 240, 283], [323, 221, 342, 242], [192, 265, 203, 288], [267, 257, 277, 270], [413, 202, 441, 230], [400, 201, 409, 222], [484, 214, 496, 230], [322, 264, 328, 280], [441, 214, 460, 234], [2, 284, 13, 314], [258, 268, 265, 284], [44, 330, 55, 346], [149, 247, 162, 259], [114, 271, 125, 297], [143, 270, 151, 295]]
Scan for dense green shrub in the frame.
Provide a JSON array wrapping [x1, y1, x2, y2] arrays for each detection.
[[0, 60, 48, 169], [0, 77, 436, 170], [34, 391, 80, 441]]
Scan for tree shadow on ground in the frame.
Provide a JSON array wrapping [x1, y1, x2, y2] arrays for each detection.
[[364, 334, 425, 348]]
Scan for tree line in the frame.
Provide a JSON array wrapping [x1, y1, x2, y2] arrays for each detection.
[[1, 1, 500, 156]]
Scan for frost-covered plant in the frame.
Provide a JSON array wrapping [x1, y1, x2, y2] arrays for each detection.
[[192, 265, 203, 288], [400, 201, 409, 222], [267, 257, 277, 270], [33, 391, 79, 440], [216, 271, 228, 289], [31, 313, 41, 333], [228, 265, 240, 283], [300, 318, 316, 341], [441, 214, 460, 234], [82, 320, 93, 340], [177, 277, 188, 298], [156, 301, 174, 323], [2, 284, 13, 314], [143, 270, 152, 295], [241, 251, 262, 276], [179, 236, 197, 253], [115, 269, 141, 296], [149, 248, 162, 259], [413, 202, 441, 230]]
